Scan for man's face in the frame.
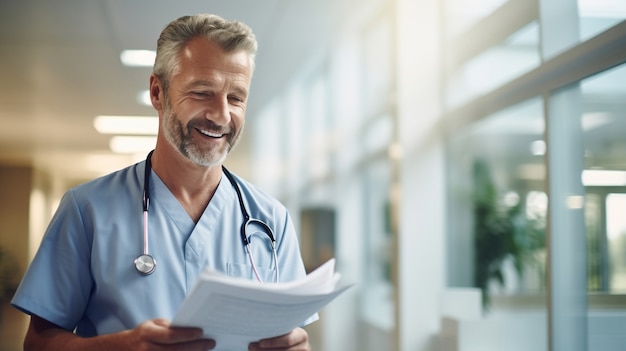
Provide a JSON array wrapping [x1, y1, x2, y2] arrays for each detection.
[[158, 37, 253, 167]]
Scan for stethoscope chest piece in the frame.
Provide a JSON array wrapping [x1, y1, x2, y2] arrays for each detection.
[[134, 254, 156, 275]]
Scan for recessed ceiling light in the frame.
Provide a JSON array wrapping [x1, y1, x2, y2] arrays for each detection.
[[109, 136, 157, 154], [120, 50, 156, 67], [94, 115, 158, 135]]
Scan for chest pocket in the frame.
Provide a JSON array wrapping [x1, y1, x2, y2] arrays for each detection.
[[227, 261, 275, 282], [227, 229, 277, 282]]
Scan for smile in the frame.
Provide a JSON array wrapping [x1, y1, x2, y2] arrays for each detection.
[[197, 128, 225, 138]]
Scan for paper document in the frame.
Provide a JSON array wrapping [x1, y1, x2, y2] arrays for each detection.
[[172, 259, 352, 351]]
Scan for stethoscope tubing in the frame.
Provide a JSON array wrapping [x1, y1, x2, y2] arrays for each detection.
[[137, 150, 279, 282]]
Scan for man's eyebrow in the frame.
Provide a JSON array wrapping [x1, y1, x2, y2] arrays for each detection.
[[188, 79, 217, 88], [188, 80, 249, 98]]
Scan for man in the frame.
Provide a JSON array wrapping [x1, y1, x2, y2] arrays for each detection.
[[12, 14, 315, 351]]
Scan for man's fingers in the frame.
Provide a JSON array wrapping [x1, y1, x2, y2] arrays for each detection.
[[250, 327, 310, 350], [164, 326, 206, 344], [138, 319, 208, 344]]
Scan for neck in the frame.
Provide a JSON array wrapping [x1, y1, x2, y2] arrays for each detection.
[[149, 146, 222, 223]]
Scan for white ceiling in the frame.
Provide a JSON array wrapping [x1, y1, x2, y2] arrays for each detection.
[[0, 0, 340, 183]]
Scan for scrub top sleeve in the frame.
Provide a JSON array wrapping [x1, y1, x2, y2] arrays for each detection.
[[11, 190, 94, 331]]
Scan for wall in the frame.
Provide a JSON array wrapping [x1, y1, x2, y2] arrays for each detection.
[[0, 164, 34, 351], [0, 165, 32, 287]]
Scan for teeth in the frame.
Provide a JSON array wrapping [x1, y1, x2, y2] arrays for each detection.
[[198, 129, 223, 138]]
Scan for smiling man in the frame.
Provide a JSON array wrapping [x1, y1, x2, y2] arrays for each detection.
[[12, 14, 316, 351]]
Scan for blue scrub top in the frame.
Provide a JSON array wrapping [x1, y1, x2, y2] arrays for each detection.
[[12, 160, 316, 336]]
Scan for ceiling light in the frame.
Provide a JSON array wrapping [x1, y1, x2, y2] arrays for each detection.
[[94, 115, 158, 135], [582, 170, 626, 186], [120, 50, 156, 67], [109, 136, 157, 154]]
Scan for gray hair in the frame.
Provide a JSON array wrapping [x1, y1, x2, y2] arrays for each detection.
[[153, 14, 258, 91]]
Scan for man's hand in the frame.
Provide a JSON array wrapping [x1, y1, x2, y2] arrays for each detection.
[[126, 318, 216, 350], [248, 327, 310, 351], [24, 315, 216, 351]]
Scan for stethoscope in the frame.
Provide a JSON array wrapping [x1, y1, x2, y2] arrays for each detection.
[[134, 150, 280, 283]]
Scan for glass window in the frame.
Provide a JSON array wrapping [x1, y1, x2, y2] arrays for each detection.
[[445, 21, 540, 108], [606, 193, 626, 292], [447, 97, 548, 349], [581, 62, 626, 296], [360, 159, 394, 336], [285, 85, 306, 189], [444, 0, 510, 38], [578, 0, 626, 41], [362, 15, 392, 114], [306, 74, 331, 182], [251, 100, 283, 192]]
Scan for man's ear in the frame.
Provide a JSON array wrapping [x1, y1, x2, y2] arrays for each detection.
[[149, 74, 163, 111]]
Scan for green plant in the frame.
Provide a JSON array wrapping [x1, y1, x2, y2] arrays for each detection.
[[472, 159, 545, 308]]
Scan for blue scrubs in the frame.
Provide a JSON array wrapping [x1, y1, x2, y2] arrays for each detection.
[[12, 160, 317, 336]]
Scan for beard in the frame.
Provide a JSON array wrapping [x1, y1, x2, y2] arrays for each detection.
[[161, 99, 243, 167]]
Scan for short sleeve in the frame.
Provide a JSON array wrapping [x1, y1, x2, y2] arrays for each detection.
[[11, 189, 94, 330]]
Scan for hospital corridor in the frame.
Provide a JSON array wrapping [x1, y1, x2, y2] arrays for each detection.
[[1, 0, 626, 350]]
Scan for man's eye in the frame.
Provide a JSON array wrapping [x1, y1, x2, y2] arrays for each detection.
[[192, 91, 209, 97], [228, 95, 244, 103]]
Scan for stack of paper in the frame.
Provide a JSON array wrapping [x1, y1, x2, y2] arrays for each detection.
[[172, 258, 351, 351]]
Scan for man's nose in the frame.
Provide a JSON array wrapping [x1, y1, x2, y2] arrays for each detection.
[[206, 95, 231, 125]]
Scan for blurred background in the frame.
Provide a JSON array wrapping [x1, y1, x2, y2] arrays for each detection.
[[1, 0, 625, 350]]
